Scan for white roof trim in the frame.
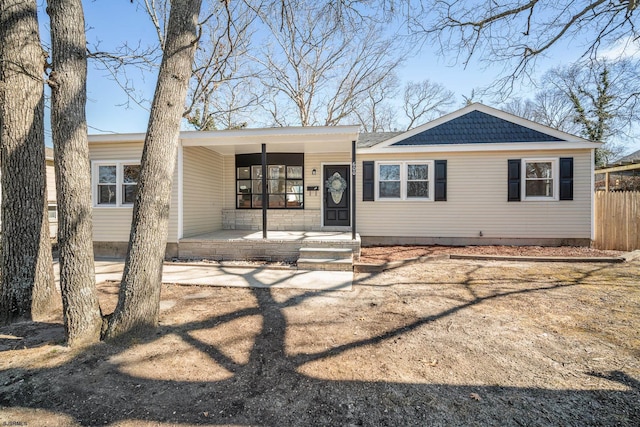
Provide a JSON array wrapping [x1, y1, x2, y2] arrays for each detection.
[[88, 125, 361, 147], [180, 125, 360, 139], [88, 133, 146, 143], [369, 103, 594, 150], [180, 125, 360, 147], [358, 141, 601, 155]]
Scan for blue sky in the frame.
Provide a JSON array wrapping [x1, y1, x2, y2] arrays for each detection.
[[39, 1, 639, 154]]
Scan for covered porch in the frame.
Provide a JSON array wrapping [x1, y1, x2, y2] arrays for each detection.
[[177, 230, 361, 263], [179, 125, 360, 237]]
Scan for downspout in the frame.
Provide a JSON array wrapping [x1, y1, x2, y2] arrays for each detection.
[[262, 143, 267, 239], [352, 139, 356, 241]]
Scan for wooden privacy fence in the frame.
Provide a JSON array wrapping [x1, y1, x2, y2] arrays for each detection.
[[594, 191, 640, 251]]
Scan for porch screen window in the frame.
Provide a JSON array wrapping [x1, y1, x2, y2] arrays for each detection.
[[236, 153, 303, 209]]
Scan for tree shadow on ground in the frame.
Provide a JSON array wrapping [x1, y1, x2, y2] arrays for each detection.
[[0, 262, 638, 426]]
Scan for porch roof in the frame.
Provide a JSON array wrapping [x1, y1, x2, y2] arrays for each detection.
[[180, 125, 360, 155]]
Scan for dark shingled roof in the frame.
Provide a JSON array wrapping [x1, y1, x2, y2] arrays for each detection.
[[392, 110, 565, 146], [357, 131, 403, 148]]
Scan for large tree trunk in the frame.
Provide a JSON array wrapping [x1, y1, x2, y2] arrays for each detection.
[[104, 0, 202, 339], [47, 0, 103, 345], [0, 0, 56, 323]]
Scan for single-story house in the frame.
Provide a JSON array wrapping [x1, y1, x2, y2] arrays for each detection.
[[0, 147, 57, 239], [88, 103, 600, 261]]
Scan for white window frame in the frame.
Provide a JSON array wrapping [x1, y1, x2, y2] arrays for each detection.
[[375, 160, 434, 201], [48, 204, 58, 222], [92, 160, 140, 207], [521, 158, 559, 201]]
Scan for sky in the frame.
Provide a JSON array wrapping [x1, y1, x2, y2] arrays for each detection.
[[38, 1, 640, 155]]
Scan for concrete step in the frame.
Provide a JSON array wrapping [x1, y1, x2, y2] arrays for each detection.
[[297, 258, 353, 272], [299, 247, 353, 260]]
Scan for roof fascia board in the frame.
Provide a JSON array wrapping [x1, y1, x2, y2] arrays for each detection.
[[88, 133, 146, 143], [179, 125, 360, 140], [89, 125, 361, 146], [358, 141, 602, 155]]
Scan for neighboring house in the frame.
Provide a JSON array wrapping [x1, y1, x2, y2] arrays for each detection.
[[88, 103, 600, 259], [0, 147, 57, 239], [45, 147, 58, 238], [595, 148, 640, 191]]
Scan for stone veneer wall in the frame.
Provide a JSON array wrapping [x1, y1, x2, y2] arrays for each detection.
[[222, 209, 322, 231]]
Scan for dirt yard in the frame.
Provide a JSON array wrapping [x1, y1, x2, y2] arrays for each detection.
[[358, 245, 625, 263], [1, 255, 639, 426]]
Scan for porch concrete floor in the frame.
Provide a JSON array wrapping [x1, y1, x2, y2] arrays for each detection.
[[54, 259, 353, 292], [179, 230, 359, 242]]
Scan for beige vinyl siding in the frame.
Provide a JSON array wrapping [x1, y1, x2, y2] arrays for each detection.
[[183, 147, 223, 237], [222, 155, 235, 210], [356, 149, 592, 239], [304, 152, 350, 211], [89, 141, 180, 243], [221, 151, 350, 212]]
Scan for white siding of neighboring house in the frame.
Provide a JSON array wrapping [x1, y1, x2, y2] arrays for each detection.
[[356, 149, 593, 240], [46, 159, 56, 204], [182, 146, 223, 237], [89, 141, 180, 243], [46, 158, 58, 238], [0, 154, 58, 238]]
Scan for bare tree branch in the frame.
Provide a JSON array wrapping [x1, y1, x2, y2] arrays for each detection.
[[252, 1, 407, 127], [412, 0, 639, 91], [402, 79, 455, 130]]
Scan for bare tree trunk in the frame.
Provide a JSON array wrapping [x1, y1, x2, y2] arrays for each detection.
[[0, 0, 56, 323], [47, 0, 103, 345], [104, 0, 202, 339]]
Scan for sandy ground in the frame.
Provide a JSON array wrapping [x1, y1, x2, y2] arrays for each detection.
[[0, 252, 638, 426]]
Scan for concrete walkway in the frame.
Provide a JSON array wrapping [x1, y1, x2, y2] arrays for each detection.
[[54, 259, 353, 292]]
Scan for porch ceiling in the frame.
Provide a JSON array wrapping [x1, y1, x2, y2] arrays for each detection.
[[180, 125, 360, 155]]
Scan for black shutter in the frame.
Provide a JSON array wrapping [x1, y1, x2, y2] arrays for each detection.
[[362, 161, 375, 201], [508, 159, 521, 201], [434, 160, 447, 201], [559, 157, 574, 200]]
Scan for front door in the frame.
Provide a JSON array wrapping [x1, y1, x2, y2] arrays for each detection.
[[323, 165, 350, 226]]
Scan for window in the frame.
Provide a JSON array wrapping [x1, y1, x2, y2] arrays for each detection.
[[236, 153, 303, 209], [522, 159, 558, 200], [98, 165, 117, 205], [48, 205, 58, 222], [378, 164, 401, 198], [122, 165, 140, 204], [93, 161, 140, 207], [407, 163, 429, 198], [376, 161, 433, 201]]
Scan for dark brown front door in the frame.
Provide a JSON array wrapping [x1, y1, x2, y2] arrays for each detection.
[[323, 165, 350, 226]]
